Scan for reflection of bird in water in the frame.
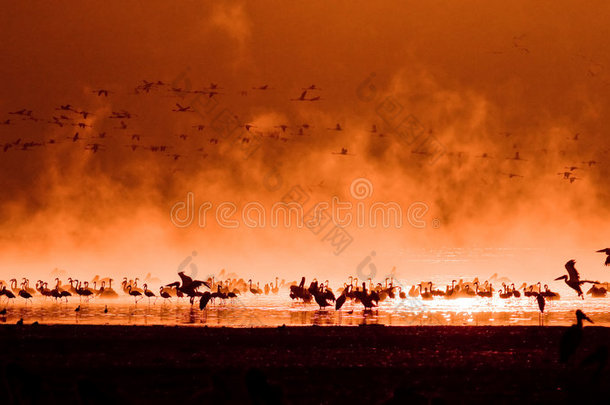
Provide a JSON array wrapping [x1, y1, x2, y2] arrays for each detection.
[[596, 248, 610, 266], [560, 310, 593, 363], [555, 260, 598, 299]]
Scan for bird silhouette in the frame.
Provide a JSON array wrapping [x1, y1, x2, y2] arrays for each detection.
[[172, 103, 193, 112], [335, 286, 348, 310], [290, 90, 308, 101], [536, 294, 545, 326], [555, 260, 598, 298], [199, 292, 212, 309], [560, 310, 593, 363], [596, 248, 610, 266]]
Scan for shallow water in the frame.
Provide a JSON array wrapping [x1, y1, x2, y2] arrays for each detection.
[[1, 291, 609, 327]]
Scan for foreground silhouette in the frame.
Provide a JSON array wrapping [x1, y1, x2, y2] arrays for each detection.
[[560, 309, 593, 363]]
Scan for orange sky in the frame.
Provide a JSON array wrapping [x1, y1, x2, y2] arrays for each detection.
[[1, 1, 609, 283]]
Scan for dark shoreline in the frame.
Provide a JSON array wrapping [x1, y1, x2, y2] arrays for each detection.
[[1, 324, 609, 404]]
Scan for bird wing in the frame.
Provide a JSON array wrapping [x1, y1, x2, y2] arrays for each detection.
[[565, 260, 580, 281], [178, 272, 193, 286], [191, 280, 211, 289]]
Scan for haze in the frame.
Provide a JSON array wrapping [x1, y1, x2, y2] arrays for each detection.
[[1, 1, 609, 285]]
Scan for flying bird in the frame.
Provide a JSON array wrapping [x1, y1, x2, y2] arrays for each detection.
[[555, 260, 598, 298], [173, 103, 193, 112], [290, 90, 308, 101], [331, 148, 351, 155], [596, 248, 610, 266], [92, 89, 110, 96]]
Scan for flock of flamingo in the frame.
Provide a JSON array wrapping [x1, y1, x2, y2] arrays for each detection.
[[1, 256, 608, 313]]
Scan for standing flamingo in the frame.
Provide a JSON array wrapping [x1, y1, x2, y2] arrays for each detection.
[[127, 285, 143, 304]]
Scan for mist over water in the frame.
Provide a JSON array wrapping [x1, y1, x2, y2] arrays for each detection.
[[1, 1, 609, 289]]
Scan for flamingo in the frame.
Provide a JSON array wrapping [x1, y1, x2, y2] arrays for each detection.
[[143, 283, 157, 304], [249, 280, 262, 294], [127, 285, 143, 304], [99, 280, 119, 298], [0, 286, 16, 304], [18, 282, 33, 304], [76, 282, 94, 301], [159, 286, 172, 302]]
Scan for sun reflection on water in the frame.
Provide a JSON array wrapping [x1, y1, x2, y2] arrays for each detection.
[[1, 292, 609, 327]]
